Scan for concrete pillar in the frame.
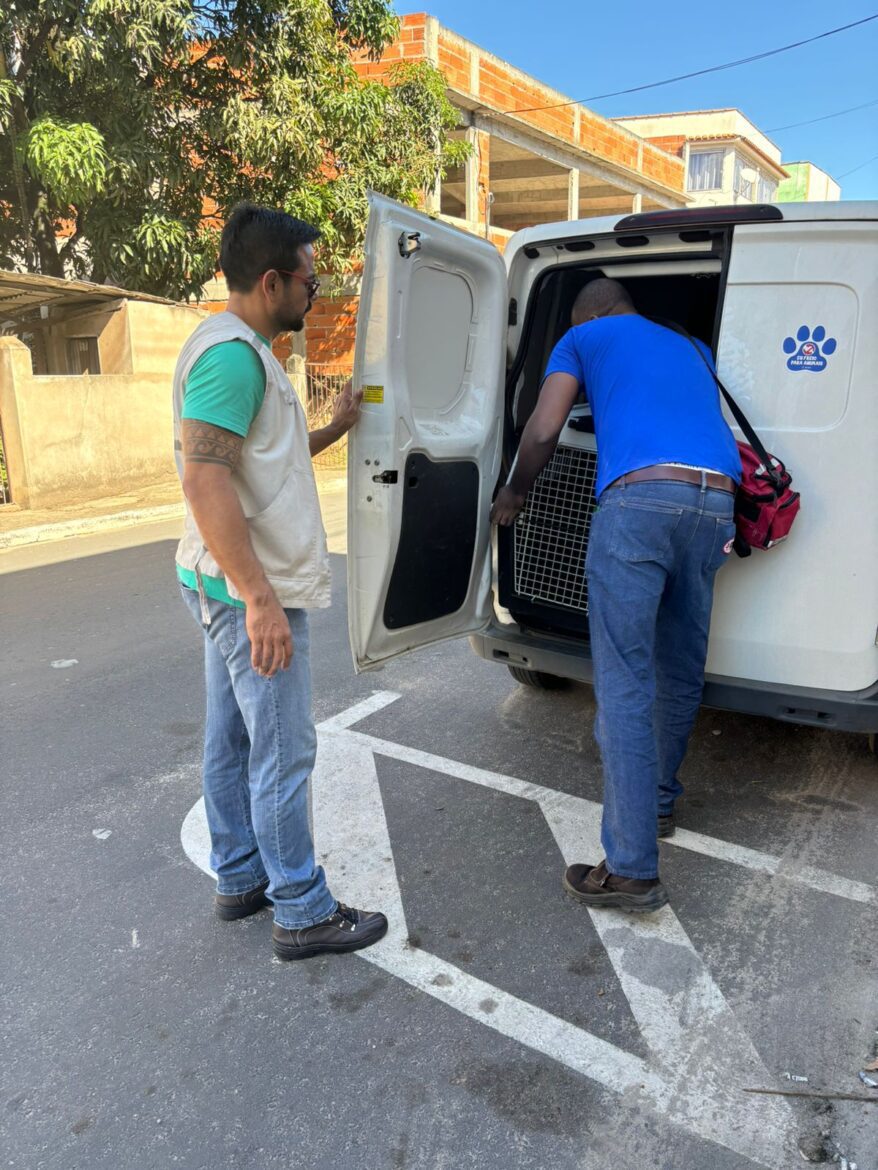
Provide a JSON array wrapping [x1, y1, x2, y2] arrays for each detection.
[[631, 193, 643, 213], [0, 337, 34, 506], [424, 15, 440, 66], [465, 128, 491, 230], [469, 46, 480, 98], [424, 176, 441, 216], [568, 169, 580, 221], [722, 147, 735, 203], [286, 352, 309, 415]]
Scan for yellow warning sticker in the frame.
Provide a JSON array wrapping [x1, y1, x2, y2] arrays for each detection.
[[362, 384, 384, 404]]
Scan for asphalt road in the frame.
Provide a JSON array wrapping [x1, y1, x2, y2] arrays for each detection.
[[2, 533, 877, 1170]]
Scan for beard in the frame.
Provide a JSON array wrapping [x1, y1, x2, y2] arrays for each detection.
[[275, 301, 310, 334]]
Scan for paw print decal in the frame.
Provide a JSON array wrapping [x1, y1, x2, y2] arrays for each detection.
[[783, 325, 836, 373]]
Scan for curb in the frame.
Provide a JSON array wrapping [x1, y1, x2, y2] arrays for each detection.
[[0, 503, 185, 550]]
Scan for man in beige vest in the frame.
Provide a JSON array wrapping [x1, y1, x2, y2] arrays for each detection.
[[174, 203, 387, 960]]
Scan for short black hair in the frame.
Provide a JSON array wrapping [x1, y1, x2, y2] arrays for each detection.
[[572, 277, 634, 321], [219, 203, 321, 292]]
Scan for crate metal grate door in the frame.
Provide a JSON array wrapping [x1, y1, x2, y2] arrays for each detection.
[[512, 445, 598, 613]]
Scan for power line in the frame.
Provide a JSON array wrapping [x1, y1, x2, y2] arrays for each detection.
[[836, 152, 878, 179], [508, 14, 878, 114], [766, 97, 878, 133]]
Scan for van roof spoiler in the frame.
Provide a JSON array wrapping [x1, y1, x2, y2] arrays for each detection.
[[615, 205, 783, 231]]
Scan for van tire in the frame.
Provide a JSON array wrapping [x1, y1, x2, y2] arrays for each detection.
[[507, 665, 570, 690]]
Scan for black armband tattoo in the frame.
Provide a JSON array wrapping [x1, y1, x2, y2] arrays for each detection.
[[182, 421, 243, 470]]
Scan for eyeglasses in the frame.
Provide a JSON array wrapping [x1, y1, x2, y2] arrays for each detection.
[[270, 269, 320, 299]]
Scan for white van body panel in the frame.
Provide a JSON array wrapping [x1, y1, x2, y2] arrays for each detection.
[[707, 220, 878, 691], [347, 194, 506, 670], [349, 197, 878, 723]]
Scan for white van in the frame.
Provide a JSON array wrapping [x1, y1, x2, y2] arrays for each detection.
[[347, 193, 878, 742]]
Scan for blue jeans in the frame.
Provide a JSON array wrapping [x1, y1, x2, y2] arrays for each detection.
[[585, 480, 736, 879], [181, 587, 337, 928]]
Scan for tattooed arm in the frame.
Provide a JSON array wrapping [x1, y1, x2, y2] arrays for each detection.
[[181, 420, 292, 677]]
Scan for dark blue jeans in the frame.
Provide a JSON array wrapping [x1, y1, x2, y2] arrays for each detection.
[[585, 480, 736, 879]]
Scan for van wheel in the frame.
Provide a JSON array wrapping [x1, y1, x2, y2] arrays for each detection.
[[507, 665, 570, 690]]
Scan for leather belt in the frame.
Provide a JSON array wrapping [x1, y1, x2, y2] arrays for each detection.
[[609, 464, 736, 493]]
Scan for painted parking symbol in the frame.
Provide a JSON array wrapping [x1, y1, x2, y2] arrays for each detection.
[[181, 692, 877, 1168]]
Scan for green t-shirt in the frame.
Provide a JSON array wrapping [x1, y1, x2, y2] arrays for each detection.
[[176, 334, 269, 608]]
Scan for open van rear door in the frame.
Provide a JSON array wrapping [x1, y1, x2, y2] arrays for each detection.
[[347, 193, 507, 671]]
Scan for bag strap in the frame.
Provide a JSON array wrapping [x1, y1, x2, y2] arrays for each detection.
[[652, 317, 780, 485]]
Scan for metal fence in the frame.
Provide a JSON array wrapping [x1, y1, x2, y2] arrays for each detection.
[[304, 364, 352, 470]]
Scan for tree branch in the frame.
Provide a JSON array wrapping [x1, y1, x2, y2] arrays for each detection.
[[0, 41, 33, 264], [14, 13, 59, 84]]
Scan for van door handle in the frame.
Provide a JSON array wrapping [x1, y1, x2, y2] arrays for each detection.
[[398, 232, 421, 258], [372, 470, 399, 484]]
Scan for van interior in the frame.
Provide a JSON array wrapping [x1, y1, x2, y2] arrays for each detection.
[[498, 241, 728, 642]]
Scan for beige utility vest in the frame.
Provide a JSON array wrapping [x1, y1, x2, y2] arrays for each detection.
[[172, 311, 331, 609]]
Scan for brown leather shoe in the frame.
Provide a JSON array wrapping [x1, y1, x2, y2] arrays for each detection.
[[563, 860, 668, 913], [272, 903, 388, 961], [215, 881, 270, 921]]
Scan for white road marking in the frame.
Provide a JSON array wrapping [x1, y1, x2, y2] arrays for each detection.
[[177, 688, 878, 1167], [314, 728, 657, 1099], [315, 689, 402, 733], [181, 797, 211, 872], [131, 929, 140, 949], [541, 793, 792, 1160], [92, 828, 112, 841], [339, 719, 875, 909], [51, 659, 78, 669]]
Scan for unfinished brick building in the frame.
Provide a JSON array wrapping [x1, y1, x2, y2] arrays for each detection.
[[302, 12, 688, 369]]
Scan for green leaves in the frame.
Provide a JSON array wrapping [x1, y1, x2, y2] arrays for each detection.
[[0, 79, 20, 132], [24, 118, 109, 204], [1, 1, 469, 295]]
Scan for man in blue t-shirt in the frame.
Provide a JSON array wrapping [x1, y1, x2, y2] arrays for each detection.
[[491, 278, 741, 913]]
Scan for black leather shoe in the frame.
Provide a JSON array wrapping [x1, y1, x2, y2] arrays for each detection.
[[272, 903, 388, 961], [215, 881, 270, 921], [658, 812, 676, 839], [563, 860, 668, 913]]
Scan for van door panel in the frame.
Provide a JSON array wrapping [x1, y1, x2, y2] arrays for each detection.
[[383, 455, 479, 630], [348, 193, 506, 670], [709, 220, 878, 692]]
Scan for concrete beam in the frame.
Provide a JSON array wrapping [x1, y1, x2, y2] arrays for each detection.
[[490, 188, 577, 207], [487, 159, 568, 181], [476, 175, 569, 193], [471, 113, 684, 208]]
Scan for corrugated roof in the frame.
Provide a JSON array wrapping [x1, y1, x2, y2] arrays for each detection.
[[0, 270, 178, 324]]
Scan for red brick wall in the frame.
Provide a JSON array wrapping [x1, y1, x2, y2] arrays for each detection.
[[477, 56, 578, 143], [302, 294, 359, 366], [352, 13, 428, 79], [356, 16, 685, 197], [196, 296, 357, 368], [436, 37, 472, 92], [643, 135, 687, 158]]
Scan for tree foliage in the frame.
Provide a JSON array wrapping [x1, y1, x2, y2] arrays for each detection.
[[0, 1, 468, 297]]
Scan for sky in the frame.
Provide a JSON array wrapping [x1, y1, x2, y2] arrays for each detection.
[[394, 0, 878, 200]]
